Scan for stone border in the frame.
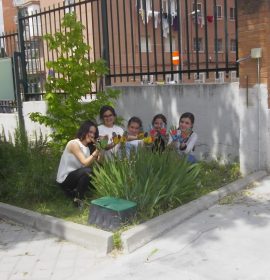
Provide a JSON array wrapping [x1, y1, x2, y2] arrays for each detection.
[[0, 171, 267, 255], [121, 170, 267, 253], [0, 203, 113, 256]]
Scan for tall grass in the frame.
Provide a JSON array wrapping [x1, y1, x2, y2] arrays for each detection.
[[0, 128, 241, 225], [0, 129, 59, 204], [92, 148, 201, 219]]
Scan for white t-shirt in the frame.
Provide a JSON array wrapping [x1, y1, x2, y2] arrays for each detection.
[[98, 124, 124, 157], [56, 139, 90, 183], [125, 139, 143, 157]]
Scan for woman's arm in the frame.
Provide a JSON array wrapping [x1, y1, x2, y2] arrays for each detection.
[[68, 141, 100, 166], [127, 135, 138, 141]]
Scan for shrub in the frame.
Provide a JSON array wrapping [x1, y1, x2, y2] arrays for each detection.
[[0, 129, 59, 203], [29, 13, 120, 150], [91, 148, 200, 219]]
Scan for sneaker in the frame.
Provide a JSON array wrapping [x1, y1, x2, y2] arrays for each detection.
[[73, 197, 84, 210]]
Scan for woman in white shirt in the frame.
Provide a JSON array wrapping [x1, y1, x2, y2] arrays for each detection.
[[98, 105, 124, 158], [56, 120, 100, 203], [125, 116, 144, 156], [170, 112, 198, 163]]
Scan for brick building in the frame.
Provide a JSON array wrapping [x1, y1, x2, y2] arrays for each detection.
[[2, 0, 237, 85]]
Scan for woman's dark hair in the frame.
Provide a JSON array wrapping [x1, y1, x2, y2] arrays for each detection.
[[99, 105, 117, 120], [76, 120, 99, 141], [179, 112, 195, 125], [152, 114, 167, 126], [128, 116, 143, 130]]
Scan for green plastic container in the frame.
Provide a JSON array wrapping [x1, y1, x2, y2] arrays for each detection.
[[88, 196, 137, 231]]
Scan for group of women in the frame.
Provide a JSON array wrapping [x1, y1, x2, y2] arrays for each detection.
[[56, 105, 197, 205]]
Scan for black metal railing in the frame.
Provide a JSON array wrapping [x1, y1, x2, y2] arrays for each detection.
[[0, 33, 19, 113], [0, 100, 17, 113], [0, 0, 238, 102], [0, 32, 19, 58], [103, 0, 238, 84]]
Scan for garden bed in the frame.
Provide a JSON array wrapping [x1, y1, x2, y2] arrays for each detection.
[[3, 131, 263, 253], [0, 134, 240, 227]]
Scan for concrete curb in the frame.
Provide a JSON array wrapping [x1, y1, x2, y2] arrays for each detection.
[[121, 170, 267, 253], [0, 203, 113, 256]]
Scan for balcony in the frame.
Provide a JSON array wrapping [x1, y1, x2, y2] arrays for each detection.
[[13, 0, 24, 7], [13, 0, 40, 7]]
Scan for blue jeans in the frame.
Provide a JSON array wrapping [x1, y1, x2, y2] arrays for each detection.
[[187, 154, 197, 164]]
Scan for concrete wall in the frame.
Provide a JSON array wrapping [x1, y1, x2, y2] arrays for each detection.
[[114, 83, 240, 162], [1, 82, 270, 175], [0, 83, 240, 161], [0, 101, 51, 142], [239, 84, 270, 175]]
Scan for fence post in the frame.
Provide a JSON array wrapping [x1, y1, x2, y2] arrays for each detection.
[[101, 0, 111, 86], [13, 52, 26, 134], [17, 10, 28, 95]]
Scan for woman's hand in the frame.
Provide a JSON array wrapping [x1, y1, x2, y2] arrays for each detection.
[[179, 143, 187, 151], [92, 148, 100, 159]]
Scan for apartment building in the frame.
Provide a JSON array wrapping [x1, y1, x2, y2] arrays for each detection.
[[1, 0, 237, 86]]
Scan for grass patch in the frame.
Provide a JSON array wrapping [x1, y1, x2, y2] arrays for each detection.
[[0, 132, 241, 227]]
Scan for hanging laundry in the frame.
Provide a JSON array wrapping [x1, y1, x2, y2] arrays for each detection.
[[193, 15, 205, 28], [172, 15, 179, 31], [198, 16, 205, 28], [153, 11, 159, 29], [146, 10, 160, 27], [162, 14, 170, 38], [207, 15, 214, 23], [139, 8, 146, 24], [171, 11, 177, 26]]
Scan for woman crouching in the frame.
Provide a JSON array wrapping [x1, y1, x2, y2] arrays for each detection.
[[56, 120, 100, 205]]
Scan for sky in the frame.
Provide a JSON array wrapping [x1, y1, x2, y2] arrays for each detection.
[[0, 0, 3, 34]]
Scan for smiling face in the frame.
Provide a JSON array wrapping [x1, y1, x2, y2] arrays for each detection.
[[153, 118, 165, 130], [179, 117, 193, 132], [85, 125, 97, 144], [128, 121, 140, 136], [102, 109, 115, 127]]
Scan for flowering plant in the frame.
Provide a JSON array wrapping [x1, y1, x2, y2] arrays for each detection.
[[169, 126, 180, 142], [142, 132, 155, 145], [169, 126, 192, 143], [112, 131, 128, 145], [179, 128, 192, 143], [95, 135, 109, 150]]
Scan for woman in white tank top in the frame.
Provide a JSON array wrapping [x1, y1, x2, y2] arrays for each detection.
[[56, 120, 100, 204]]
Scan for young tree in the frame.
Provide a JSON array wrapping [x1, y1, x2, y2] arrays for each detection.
[[30, 13, 120, 149]]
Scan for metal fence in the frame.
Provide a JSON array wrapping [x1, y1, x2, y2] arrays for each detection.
[[0, 32, 19, 58], [0, 0, 238, 101], [103, 0, 238, 83], [0, 32, 18, 112]]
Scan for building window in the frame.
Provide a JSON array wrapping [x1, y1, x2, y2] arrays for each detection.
[[215, 5, 222, 19], [229, 7, 235, 20], [65, 0, 75, 13], [192, 2, 203, 15], [193, 38, 203, 52], [138, 0, 152, 11], [230, 39, 236, 52], [215, 38, 223, 52], [140, 36, 151, 52], [165, 37, 176, 52]]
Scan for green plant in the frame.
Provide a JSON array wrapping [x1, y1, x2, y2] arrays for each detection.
[[29, 13, 120, 150], [0, 128, 59, 203], [113, 232, 122, 250], [91, 148, 200, 219]]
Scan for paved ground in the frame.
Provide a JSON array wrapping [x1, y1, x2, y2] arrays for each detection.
[[1, 176, 270, 280]]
